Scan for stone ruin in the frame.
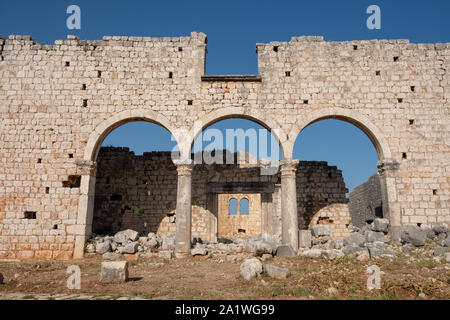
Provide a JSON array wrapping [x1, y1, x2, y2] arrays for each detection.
[[0, 32, 449, 260]]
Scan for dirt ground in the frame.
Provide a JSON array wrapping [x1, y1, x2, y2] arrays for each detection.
[[0, 248, 449, 300]]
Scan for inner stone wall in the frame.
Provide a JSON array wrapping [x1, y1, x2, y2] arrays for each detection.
[[93, 148, 349, 240], [348, 174, 383, 228]]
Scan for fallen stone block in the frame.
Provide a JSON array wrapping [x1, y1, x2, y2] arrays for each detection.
[[311, 226, 330, 237], [101, 261, 128, 283], [432, 224, 448, 235], [433, 246, 450, 257], [276, 245, 296, 257], [114, 229, 139, 244], [343, 233, 366, 247], [240, 258, 263, 281], [86, 243, 96, 253], [95, 240, 112, 254], [322, 249, 344, 260], [365, 231, 389, 243], [299, 230, 312, 249], [444, 236, 450, 247], [191, 247, 208, 256], [264, 264, 291, 279], [401, 225, 427, 247], [301, 249, 322, 258], [372, 218, 389, 233], [122, 241, 139, 254]]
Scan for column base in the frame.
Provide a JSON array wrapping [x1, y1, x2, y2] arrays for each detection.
[[175, 252, 189, 259]]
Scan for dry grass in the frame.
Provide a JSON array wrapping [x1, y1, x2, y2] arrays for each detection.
[[0, 251, 448, 300]]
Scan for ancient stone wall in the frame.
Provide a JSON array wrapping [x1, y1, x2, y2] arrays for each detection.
[[92, 148, 349, 241], [0, 32, 448, 259], [348, 174, 383, 228]]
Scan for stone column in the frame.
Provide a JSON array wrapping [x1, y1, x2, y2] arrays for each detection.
[[280, 160, 299, 253], [175, 160, 194, 258], [377, 159, 401, 241]]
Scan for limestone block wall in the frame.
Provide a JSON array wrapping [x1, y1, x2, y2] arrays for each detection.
[[308, 204, 353, 239], [348, 174, 383, 228], [0, 32, 448, 259]]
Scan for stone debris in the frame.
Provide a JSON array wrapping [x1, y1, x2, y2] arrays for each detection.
[[276, 245, 296, 257], [100, 261, 128, 283], [264, 264, 291, 279], [240, 258, 263, 281]]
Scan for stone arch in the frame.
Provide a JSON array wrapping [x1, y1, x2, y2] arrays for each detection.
[[288, 107, 399, 236], [83, 109, 180, 162], [73, 109, 180, 258], [186, 107, 287, 159], [287, 107, 392, 160]]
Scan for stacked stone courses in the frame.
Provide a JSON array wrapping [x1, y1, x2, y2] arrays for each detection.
[[0, 32, 448, 260]]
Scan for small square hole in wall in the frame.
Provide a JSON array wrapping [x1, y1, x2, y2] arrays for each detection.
[[328, 172, 332, 179], [37, 158, 42, 163], [303, 100, 309, 104], [393, 56, 399, 62], [45, 187, 49, 194], [353, 45, 358, 50], [97, 70, 102, 78], [65, 61, 70, 67], [187, 100, 193, 105], [433, 189, 437, 195], [178, 47, 183, 52], [402, 152, 407, 160], [409, 119, 414, 125], [273, 46, 279, 52], [53, 224, 58, 230], [82, 84, 86, 90], [376, 70, 380, 76], [68, 153, 73, 158], [169, 72, 173, 79], [411, 86, 415, 92], [397, 98, 403, 103], [24, 211, 36, 219], [285, 71, 291, 77], [83, 99, 88, 107]]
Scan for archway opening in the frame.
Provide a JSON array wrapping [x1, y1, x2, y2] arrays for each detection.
[[91, 121, 180, 238], [293, 118, 381, 238], [190, 117, 282, 242]]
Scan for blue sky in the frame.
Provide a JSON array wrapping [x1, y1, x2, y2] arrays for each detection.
[[1, 0, 449, 191]]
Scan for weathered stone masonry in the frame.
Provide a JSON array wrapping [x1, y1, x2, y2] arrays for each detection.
[[0, 32, 449, 260], [93, 147, 349, 241]]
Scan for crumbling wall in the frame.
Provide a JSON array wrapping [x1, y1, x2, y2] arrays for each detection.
[[348, 174, 383, 228]]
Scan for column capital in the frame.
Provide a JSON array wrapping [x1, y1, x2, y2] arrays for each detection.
[[174, 159, 194, 176], [377, 159, 400, 174], [280, 160, 299, 177]]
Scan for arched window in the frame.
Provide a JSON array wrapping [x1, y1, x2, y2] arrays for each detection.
[[228, 198, 238, 215], [240, 198, 249, 215]]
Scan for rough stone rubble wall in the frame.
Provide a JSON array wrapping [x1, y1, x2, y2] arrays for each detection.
[[92, 148, 349, 241], [348, 174, 383, 228], [0, 32, 448, 259]]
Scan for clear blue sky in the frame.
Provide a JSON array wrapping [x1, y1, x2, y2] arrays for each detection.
[[1, 0, 449, 191]]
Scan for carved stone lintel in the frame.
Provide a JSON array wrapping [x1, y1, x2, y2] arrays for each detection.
[[377, 159, 400, 174]]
